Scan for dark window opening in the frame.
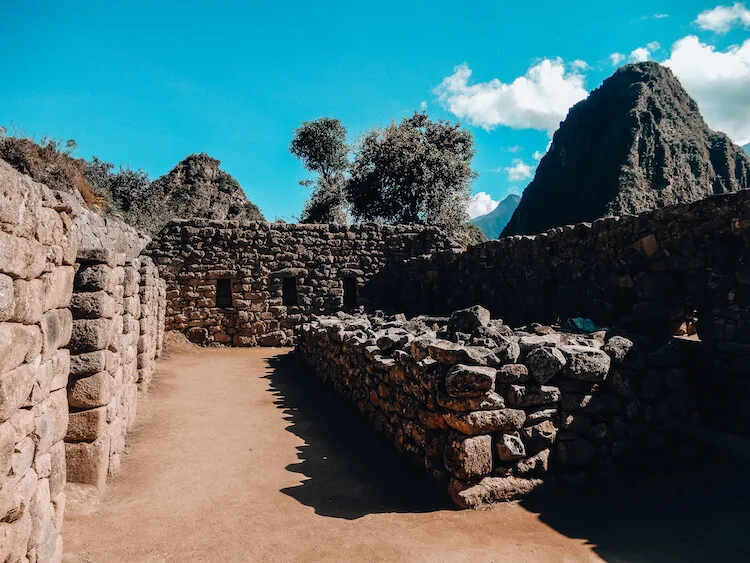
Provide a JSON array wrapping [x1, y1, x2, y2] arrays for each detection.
[[216, 278, 233, 308], [282, 277, 298, 306], [343, 277, 358, 309]]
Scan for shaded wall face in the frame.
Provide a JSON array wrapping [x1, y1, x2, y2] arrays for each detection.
[[147, 221, 457, 347], [370, 189, 750, 435], [373, 190, 750, 343], [0, 162, 78, 561]]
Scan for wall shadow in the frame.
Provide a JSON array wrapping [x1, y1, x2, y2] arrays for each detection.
[[520, 460, 750, 562], [263, 351, 451, 520]]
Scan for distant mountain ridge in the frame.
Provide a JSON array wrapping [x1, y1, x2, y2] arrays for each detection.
[[744, 143, 750, 156], [471, 194, 521, 239], [503, 62, 750, 237]]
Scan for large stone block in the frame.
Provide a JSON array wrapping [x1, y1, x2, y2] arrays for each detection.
[[561, 345, 611, 382], [443, 433, 492, 479], [74, 264, 117, 293], [446, 364, 497, 397], [0, 363, 36, 422], [65, 435, 110, 490], [70, 291, 118, 319], [33, 389, 68, 453], [69, 350, 107, 377], [10, 278, 44, 324], [525, 346, 566, 384], [67, 406, 108, 441], [0, 323, 36, 375], [40, 308, 73, 359], [69, 318, 114, 353], [41, 266, 75, 313], [0, 231, 47, 280], [68, 371, 113, 409], [449, 476, 546, 508], [443, 408, 526, 435]]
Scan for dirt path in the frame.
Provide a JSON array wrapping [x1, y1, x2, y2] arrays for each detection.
[[62, 348, 750, 562]]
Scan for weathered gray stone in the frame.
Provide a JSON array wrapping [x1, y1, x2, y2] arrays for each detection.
[[444, 409, 526, 435], [448, 476, 546, 508], [526, 346, 566, 384], [0, 364, 36, 422], [40, 309, 73, 359], [69, 318, 114, 353], [437, 391, 505, 412], [445, 364, 496, 397], [561, 345, 611, 381], [0, 231, 47, 280], [448, 305, 491, 334], [67, 371, 113, 409], [504, 385, 561, 408], [69, 351, 107, 377], [70, 291, 118, 319], [67, 406, 108, 441], [0, 274, 13, 322], [444, 433, 493, 479], [495, 363, 529, 383], [496, 431, 526, 461]]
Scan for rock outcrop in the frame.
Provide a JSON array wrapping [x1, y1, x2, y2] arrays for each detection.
[[472, 194, 520, 239], [125, 153, 265, 235], [502, 62, 750, 236]]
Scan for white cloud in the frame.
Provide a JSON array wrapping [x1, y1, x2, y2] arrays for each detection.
[[630, 47, 651, 62], [610, 52, 626, 66], [508, 186, 521, 195], [505, 159, 534, 181], [647, 41, 661, 52], [571, 59, 590, 70], [532, 150, 545, 160], [419, 100, 428, 111], [505, 145, 522, 153], [664, 35, 750, 144], [695, 2, 750, 33], [654, 13, 669, 19], [435, 59, 588, 135], [467, 192, 499, 218]]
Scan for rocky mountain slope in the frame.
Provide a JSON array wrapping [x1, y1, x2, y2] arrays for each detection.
[[502, 62, 750, 236], [472, 194, 520, 239], [126, 153, 264, 234]]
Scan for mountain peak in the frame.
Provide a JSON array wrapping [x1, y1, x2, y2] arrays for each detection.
[[502, 62, 750, 237], [472, 193, 521, 239]]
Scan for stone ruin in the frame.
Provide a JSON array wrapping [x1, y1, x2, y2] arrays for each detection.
[[0, 161, 166, 560], [296, 306, 698, 507], [3, 150, 750, 558], [146, 219, 458, 346]]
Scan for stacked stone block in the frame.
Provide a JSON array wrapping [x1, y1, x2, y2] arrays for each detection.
[[65, 249, 137, 489], [137, 257, 165, 391], [0, 161, 77, 561], [296, 306, 699, 508], [147, 220, 458, 347]]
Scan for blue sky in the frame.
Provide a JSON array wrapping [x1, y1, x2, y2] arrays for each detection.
[[2, 1, 749, 220]]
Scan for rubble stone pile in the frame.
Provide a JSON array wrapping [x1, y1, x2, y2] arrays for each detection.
[[296, 305, 699, 508]]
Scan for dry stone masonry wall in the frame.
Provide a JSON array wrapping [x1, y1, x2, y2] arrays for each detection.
[[1, 161, 77, 561], [147, 220, 458, 347], [372, 189, 750, 436], [1, 161, 167, 560], [296, 306, 699, 508]]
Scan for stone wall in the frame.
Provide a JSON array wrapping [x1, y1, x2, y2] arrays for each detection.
[[65, 251, 139, 489], [296, 307, 699, 508], [1, 161, 77, 561], [147, 220, 458, 346], [136, 257, 166, 392], [372, 189, 750, 342], [370, 190, 750, 435], [1, 161, 168, 559]]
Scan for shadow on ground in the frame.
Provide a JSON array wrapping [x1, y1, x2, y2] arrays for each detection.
[[519, 456, 750, 562], [264, 351, 452, 520]]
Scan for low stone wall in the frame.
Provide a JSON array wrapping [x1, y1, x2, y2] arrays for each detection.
[[1, 161, 78, 561], [147, 220, 458, 347], [296, 307, 699, 508]]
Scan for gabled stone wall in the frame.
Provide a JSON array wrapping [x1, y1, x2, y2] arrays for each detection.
[[147, 220, 458, 347], [1, 161, 78, 561], [296, 308, 699, 508]]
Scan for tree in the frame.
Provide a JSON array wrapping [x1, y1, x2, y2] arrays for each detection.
[[290, 117, 349, 223], [344, 112, 477, 235]]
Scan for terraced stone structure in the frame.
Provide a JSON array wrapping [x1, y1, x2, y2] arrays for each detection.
[[147, 220, 458, 346], [296, 307, 699, 508]]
